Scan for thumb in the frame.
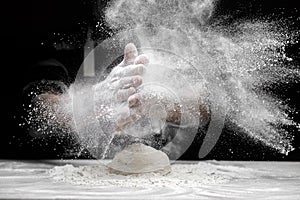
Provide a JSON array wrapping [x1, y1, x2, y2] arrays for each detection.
[[123, 43, 138, 66]]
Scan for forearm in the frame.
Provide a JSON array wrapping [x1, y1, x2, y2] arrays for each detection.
[[136, 87, 210, 128], [31, 92, 75, 133], [166, 98, 210, 128]]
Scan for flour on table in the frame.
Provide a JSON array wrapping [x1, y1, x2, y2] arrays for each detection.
[[48, 161, 259, 188]]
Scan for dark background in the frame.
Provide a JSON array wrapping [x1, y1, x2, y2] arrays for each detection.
[[2, 0, 299, 160]]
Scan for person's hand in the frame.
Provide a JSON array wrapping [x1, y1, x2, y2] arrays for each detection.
[[93, 43, 149, 131]]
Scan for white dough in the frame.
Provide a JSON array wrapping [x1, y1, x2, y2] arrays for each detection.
[[107, 143, 170, 175]]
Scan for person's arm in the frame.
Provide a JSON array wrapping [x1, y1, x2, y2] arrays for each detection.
[[22, 59, 75, 136], [127, 89, 210, 129], [166, 99, 210, 128], [30, 92, 74, 132]]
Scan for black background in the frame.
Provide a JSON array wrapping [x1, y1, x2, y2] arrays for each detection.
[[2, 0, 300, 160]]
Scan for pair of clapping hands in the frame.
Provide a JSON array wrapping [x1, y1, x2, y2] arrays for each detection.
[[93, 43, 153, 131]]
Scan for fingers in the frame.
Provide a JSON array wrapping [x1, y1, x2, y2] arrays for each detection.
[[128, 93, 140, 108], [114, 64, 145, 78], [115, 105, 140, 131], [118, 43, 150, 68], [134, 54, 149, 65], [124, 43, 138, 66], [116, 113, 138, 131], [112, 76, 142, 90], [116, 87, 136, 102], [115, 105, 130, 131]]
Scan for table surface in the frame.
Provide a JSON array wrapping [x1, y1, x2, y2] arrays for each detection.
[[0, 160, 300, 199]]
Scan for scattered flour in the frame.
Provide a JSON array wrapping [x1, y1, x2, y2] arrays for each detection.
[[48, 161, 256, 188]]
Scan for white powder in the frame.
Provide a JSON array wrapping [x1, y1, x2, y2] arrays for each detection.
[[48, 161, 256, 188]]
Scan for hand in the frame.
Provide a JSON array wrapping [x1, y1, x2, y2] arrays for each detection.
[[93, 43, 149, 131]]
